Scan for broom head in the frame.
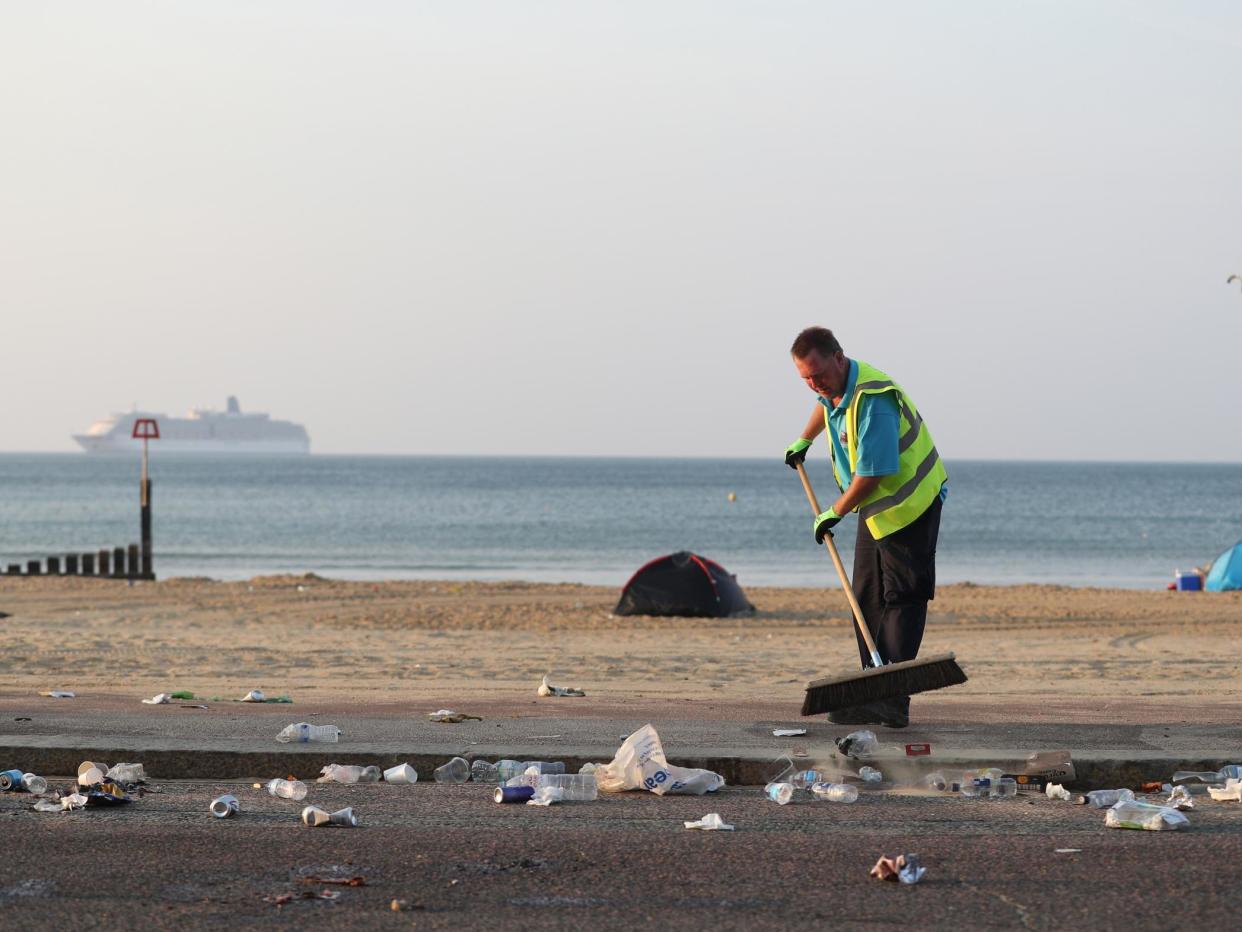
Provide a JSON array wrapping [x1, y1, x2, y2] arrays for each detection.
[[801, 652, 967, 716]]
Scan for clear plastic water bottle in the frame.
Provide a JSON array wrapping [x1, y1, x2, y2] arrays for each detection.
[[1086, 788, 1134, 808], [524, 761, 566, 775], [266, 778, 308, 800], [810, 782, 859, 803], [433, 756, 471, 784], [990, 777, 1018, 798], [765, 782, 794, 805], [790, 769, 829, 789], [21, 774, 48, 795], [536, 774, 597, 801], [276, 722, 340, 744]]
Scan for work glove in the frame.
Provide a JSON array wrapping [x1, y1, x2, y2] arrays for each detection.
[[813, 508, 842, 544], [784, 438, 812, 469]]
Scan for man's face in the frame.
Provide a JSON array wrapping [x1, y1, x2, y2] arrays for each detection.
[[794, 348, 848, 399]]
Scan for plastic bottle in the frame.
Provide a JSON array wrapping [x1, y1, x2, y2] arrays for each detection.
[[1085, 788, 1134, 808], [789, 769, 835, 789], [21, 774, 48, 795], [266, 778, 308, 800], [810, 782, 859, 803], [536, 774, 598, 801], [990, 777, 1018, 798], [320, 764, 367, 784], [765, 782, 794, 805], [858, 766, 883, 784], [922, 772, 948, 792], [433, 756, 471, 784], [276, 723, 340, 744], [472, 759, 525, 783]]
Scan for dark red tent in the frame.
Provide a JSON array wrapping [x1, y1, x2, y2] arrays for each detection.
[[614, 551, 755, 617]]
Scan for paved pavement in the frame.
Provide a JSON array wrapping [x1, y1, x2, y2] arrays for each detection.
[[2, 780, 1240, 929], [2, 693, 1238, 789]]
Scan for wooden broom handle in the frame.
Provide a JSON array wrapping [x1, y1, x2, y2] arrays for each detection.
[[794, 462, 884, 665]]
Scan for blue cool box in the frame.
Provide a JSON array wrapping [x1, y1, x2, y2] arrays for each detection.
[[1176, 573, 1202, 591]]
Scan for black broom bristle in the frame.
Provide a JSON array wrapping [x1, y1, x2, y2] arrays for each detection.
[[800, 652, 967, 716]]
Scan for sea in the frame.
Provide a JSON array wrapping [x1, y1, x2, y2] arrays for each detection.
[[1, 454, 1239, 590]]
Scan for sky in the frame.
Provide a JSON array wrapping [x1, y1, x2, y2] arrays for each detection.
[[2, 1, 1240, 460]]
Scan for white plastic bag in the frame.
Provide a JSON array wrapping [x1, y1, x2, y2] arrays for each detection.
[[596, 724, 724, 796]]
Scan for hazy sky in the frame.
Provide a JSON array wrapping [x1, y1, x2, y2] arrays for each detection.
[[3, 1, 1240, 460]]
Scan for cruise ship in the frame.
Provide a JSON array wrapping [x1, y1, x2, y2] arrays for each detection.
[[73, 397, 311, 454]]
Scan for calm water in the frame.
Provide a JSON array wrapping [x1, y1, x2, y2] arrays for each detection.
[[1, 454, 1239, 589]]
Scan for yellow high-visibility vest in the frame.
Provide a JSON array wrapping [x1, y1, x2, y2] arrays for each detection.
[[825, 360, 948, 539]]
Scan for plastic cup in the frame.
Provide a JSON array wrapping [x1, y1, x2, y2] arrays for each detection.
[[384, 763, 418, 784]]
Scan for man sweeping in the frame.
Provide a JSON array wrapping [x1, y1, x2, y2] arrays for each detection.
[[785, 327, 949, 728]]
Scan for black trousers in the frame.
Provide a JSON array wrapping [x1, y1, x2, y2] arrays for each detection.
[[851, 496, 943, 712]]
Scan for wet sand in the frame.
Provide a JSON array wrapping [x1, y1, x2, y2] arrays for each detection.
[[2, 576, 1239, 712]]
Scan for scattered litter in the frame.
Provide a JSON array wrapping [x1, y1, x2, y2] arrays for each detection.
[[384, 763, 418, 784], [83, 783, 130, 806], [41, 690, 75, 699], [1140, 781, 1164, 793], [276, 722, 340, 743], [684, 813, 734, 831], [428, 709, 483, 723], [105, 763, 147, 784], [836, 730, 879, 759], [318, 764, 381, 785], [870, 853, 926, 885], [0, 770, 26, 791], [595, 724, 725, 796], [267, 778, 308, 800], [210, 794, 240, 818], [241, 690, 265, 702], [34, 793, 87, 813], [141, 693, 170, 705], [538, 674, 586, 697], [1105, 800, 1189, 831], [433, 757, 471, 784], [302, 805, 358, 827], [765, 782, 794, 805], [811, 782, 859, 803], [77, 762, 107, 786], [1045, 783, 1083, 803], [1167, 785, 1195, 810], [19, 773, 48, 794], [858, 766, 883, 784], [772, 728, 806, 738], [266, 889, 340, 906], [526, 786, 563, 806], [301, 876, 367, 887], [169, 690, 195, 700], [1172, 766, 1241, 785], [1208, 778, 1242, 802], [905, 743, 932, 757], [495, 786, 535, 803], [1085, 788, 1134, 809], [1054, 848, 1082, 854]]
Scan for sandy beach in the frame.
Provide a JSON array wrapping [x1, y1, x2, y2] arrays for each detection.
[[2, 576, 1239, 713]]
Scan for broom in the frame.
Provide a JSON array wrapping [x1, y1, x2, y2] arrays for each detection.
[[794, 462, 967, 716]]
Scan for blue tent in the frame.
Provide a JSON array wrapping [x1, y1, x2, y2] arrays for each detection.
[[1205, 539, 1242, 591]]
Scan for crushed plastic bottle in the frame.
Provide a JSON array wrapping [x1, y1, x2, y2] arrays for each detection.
[[276, 722, 340, 744], [836, 730, 879, 759], [1085, 788, 1135, 809], [810, 782, 859, 803], [1173, 765, 1242, 785], [858, 766, 883, 784], [105, 763, 147, 784], [765, 782, 795, 805], [922, 772, 949, 792], [266, 778, 308, 800], [21, 774, 48, 795], [210, 794, 240, 818], [535, 774, 597, 801], [433, 757, 471, 784], [1105, 800, 1189, 831]]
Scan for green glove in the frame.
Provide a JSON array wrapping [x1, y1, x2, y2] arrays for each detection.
[[784, 437, 812, 469], [813, 508, 842, 543]]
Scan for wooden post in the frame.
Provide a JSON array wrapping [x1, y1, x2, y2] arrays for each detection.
[[81, 553, 95, 575], [126, 544, 140, 580], [65, 554, 79, 575], [26, 560, 41, 575], [46, 556, 61, 575], [97, 550, 111, 576], [111, 547, 125, 579], [140, 478, 153, 579], [6, 564, 20, 575]]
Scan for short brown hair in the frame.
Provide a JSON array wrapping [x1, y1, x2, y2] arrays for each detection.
[[790, 327, 842, 359]]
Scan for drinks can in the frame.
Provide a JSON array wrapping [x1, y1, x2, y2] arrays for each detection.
[[0, 769, 25, 791], [494, 786, 535, 804]]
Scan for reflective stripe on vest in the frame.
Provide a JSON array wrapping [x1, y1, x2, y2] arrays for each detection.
[[827, 361, 947, 539]]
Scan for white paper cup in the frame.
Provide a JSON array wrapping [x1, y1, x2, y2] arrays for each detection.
[[384, 763, 418, 784]]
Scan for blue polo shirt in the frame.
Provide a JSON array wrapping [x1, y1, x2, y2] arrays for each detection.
[[817, 359, 948, 502]]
